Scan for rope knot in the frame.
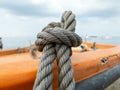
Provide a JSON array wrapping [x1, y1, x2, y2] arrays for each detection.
[[35, 27, 82, 52]]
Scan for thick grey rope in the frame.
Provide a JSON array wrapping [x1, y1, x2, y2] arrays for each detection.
[[56, 11, 77, 90], [32, 11, 82, 90], [33, 29, 57, 90], [33, 44, 55, 90]]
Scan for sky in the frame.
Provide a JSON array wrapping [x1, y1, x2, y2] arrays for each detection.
[[0, 0, 120, 37]]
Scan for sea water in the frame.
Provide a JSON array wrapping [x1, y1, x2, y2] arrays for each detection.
[[1, 36, 120, 50], [2, 36, 35, 50], [85, 36, 120, 45]]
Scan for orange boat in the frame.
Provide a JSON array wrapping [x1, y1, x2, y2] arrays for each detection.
[[0, 42, 120, 90]]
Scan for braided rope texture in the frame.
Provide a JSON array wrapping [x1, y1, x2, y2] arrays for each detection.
[[32, 11, 82, 90]]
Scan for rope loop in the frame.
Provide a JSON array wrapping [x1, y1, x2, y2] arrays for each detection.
[[35, 27, 82, 52]]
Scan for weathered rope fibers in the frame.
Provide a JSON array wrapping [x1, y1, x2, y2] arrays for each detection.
[[31, 11, 82, 90]]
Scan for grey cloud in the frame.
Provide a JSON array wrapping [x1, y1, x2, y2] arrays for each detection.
[[80, 8, 119, 18], [0, 0, 119, 19], [0, 2, 60, 17]]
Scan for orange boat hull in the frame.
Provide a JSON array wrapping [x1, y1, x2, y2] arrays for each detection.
[[0, 43, 120, 90]]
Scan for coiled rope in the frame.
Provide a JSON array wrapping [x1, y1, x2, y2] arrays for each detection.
[[32, 11, 82, 90]]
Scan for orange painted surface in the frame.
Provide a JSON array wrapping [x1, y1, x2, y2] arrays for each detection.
[[0, 43, 120, 90], [83, 42, 115, 49], [0, 47, 29, 57]]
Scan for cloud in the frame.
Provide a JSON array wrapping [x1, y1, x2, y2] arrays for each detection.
[[0, 2, 59, 17], [0, 0, 119, 19], [78, 7, 120, 19], [0, 0, 120, 37]]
